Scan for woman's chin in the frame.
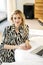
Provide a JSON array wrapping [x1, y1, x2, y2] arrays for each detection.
[[15, 24, 20, 28]]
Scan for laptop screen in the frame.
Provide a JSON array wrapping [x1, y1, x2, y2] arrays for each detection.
[[36, 49, 43, 56]]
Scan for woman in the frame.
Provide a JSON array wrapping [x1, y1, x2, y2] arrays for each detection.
[[0, 10, 31, 62]]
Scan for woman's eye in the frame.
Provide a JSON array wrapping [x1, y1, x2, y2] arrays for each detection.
[[13, 17, 21, 20], [18, 17, 20, 19], [14, 17, 16, 19]]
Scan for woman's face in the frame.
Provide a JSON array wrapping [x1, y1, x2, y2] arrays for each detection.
[[13, 14, 22, 28]]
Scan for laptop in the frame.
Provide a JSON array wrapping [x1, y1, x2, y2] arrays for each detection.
[[31, 46, 43, 57]]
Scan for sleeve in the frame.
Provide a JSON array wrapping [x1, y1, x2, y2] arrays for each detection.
[[23, 25, 29, 42], [0, 28, 7, 57], [1, 26, 16, 45], [1, 26, 11, 45], [1, 27, 8, 45]]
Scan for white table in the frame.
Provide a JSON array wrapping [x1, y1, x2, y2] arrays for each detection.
[[15, 36, 43, 60], [2, 36, 43, 65], [2, 61, 43, 65]]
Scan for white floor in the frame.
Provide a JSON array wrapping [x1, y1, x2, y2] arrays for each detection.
[[0, 20, 10, 32], [25, 19, 43, 30]]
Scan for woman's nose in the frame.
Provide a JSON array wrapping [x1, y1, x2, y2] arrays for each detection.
[[16, 19, 19, 22]]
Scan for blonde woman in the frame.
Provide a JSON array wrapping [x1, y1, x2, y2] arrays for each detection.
[[0, 10, 31, 62]]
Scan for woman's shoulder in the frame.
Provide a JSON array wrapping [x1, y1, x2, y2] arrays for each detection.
[[4, 24, 14, 31], [24, 24, 29, 34], [24, 24, 29, 29]]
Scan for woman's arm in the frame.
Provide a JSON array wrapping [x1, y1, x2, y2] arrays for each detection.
[[4, 44, 19, 50], [4, 40, 31, 50]]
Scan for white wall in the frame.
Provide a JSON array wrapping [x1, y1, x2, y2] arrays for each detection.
[[0, 0, 7, 12], [16, 0, 35, 12], [7, 0, 16, 21]]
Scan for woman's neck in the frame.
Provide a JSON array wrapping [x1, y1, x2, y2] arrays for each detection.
[[15, 26, 19, 33]]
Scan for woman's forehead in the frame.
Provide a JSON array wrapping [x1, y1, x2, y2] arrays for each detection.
[[13, 14, 21, 17]]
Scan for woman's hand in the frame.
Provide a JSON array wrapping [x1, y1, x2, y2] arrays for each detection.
[[25, 40, 32, 49], [18, 43, 31, 50], [18, 44, 28, 50], [19, 44, 27, 50]]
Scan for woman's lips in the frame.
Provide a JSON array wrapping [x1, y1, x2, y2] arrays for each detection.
[[16, 22, 19, 24]]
